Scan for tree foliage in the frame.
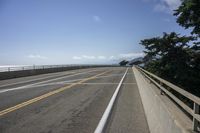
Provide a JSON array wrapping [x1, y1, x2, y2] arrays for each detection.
[[140, 32, 200, 96], [174, 0, 200, 36], [119, 60, 129, 66], [139, 0, 200, 96]]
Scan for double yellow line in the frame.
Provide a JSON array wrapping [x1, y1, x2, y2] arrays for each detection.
[[0, 70, 109, 117]]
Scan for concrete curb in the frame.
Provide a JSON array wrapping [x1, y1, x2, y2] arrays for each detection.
[[133, 67, 192, 133]]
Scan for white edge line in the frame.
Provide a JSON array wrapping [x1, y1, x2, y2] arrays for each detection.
[[94, 68, 128, 133]]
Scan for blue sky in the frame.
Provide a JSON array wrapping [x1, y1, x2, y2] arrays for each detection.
[[0, 0, 190, 65]]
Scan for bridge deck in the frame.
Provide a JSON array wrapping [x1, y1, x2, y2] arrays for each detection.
[[0, 67, 149, 133]]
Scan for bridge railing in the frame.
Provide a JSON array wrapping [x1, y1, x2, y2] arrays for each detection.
[[136, 66, 200, 132], [0, 64, 118, 72]]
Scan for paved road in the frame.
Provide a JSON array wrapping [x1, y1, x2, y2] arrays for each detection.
[[0, 67, 149, 133]]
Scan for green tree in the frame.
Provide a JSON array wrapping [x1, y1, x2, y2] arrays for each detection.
[[174, 0, 200, 95], [119, 60, 129, 66], [140, 32, 200, 96], [174, 0, 200, 36]]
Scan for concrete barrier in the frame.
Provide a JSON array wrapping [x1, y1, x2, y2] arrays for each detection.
[[133, 67, 193, 133], [0, 65, 111, 80]]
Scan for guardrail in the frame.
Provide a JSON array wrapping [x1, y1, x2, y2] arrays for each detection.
[[136, 66, 200, 132], [0, 64, 118, 72]]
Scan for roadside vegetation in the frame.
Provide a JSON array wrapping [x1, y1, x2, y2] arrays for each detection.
[[119, 60, 129, 66], [140, 0, 200, 97]]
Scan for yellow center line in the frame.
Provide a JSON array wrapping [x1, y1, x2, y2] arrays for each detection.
[[0, 70, 110, 117]]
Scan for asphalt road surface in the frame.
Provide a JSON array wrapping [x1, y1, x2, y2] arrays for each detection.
[[0, 67, 149, 133]]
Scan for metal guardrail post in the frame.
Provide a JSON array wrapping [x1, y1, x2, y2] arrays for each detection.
[[193, 103, 200, 131], [136, 66, 200, 132], [160, 81, 164, 95], [146, 75, 152, 84]]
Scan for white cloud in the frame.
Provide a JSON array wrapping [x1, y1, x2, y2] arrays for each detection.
[[119, 52, 144, 59], [154, 3, 170, 13], [107, 52, 144, 61], [146, 0, 181, 13], [164, 0, 181, 10], [98, 56, 106, 59], [73, 55, 96, 60], [82, 55, 96, 59], [28, 54, 47, 59], [73, 55, 107, 60], [93, 15, 101, 22], [73, 56, 82, 60], [109, 56, 116, 60], [72, 52, 144, 62]]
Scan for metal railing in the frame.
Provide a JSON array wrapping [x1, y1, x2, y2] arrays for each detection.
[[136, 66, 200, 132], [0, 64, 118, 72]]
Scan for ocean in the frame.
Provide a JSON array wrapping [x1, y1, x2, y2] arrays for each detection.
[[0, 65, 36, 72]]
